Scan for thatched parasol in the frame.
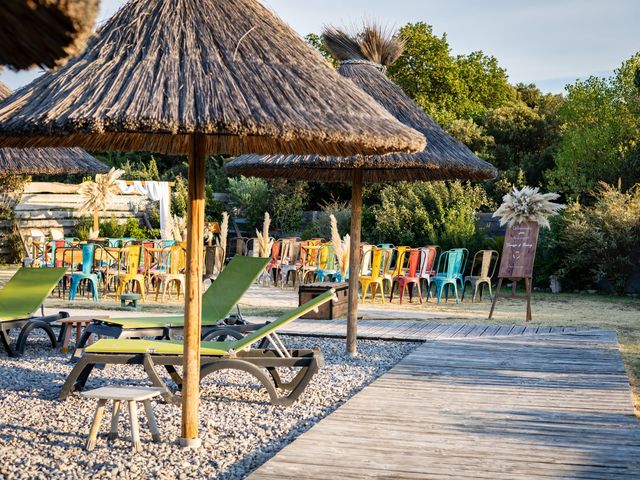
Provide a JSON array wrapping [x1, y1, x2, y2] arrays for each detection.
[[0, 0, 100, 70], [226, 25, 498, 354], [0, 0, 424, 446], [0, 81, 107, 174]]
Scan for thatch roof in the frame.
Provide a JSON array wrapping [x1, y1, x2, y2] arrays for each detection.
[[225, 25, 497, 183], [0, 81, 107, 175], [0, 0, 99, 70], [0, 0, 425, 157]]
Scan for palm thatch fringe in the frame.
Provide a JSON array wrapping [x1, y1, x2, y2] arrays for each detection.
[[0, 0, 99, 70], [226, 24, 497, 183], [0, 0, 424, 157], [0, 81, 107, 175]]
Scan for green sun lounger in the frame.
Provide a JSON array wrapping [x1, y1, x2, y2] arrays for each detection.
[[75, 256, 269, 350], [60, 289, 336, 406], [0, 267, 69, 356]]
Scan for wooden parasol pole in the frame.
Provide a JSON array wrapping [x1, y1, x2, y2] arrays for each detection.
[[346, 168, 363, 355], [180, 132, 206, 447]]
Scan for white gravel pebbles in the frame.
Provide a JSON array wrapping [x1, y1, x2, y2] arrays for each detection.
[[0, 334, 417, 479]]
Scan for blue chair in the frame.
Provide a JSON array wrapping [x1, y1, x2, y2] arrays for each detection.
[[449, 248, 469, 290], [429, 249, 466, 304], [105, 238, 121, 248], [313, 244, 340, 282], [69, 244, 100, 301]]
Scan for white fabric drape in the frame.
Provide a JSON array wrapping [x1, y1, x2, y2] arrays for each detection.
[[118, 181, 172, 239]]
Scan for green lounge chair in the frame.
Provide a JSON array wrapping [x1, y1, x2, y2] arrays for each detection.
[[0, 267, 69, 357], [60, 289, 336, 406], [75, 256, 269, 351]]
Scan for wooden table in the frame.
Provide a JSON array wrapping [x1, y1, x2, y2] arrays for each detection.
[[56, 315, 109, 353]]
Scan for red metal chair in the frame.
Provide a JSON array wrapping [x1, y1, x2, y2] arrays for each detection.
[[389, 248, 423, 304]]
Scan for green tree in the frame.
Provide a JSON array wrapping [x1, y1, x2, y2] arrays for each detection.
[[268, 179, 308, 234], [549, 54, 640, 198], [227, 176, 270, 230], [388, 22, 513, 125]]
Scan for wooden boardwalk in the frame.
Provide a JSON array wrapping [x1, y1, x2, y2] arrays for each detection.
[[251, 330, 640, 479], [281, 319, 599, 341]]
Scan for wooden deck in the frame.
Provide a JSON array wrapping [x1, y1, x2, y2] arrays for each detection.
[[251, 330, 640, 479], [281, 319, 599, 341]]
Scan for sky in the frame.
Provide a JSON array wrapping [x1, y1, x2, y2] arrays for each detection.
[[1, 0, 638, 93]]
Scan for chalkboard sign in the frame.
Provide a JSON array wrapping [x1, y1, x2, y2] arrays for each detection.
[[498, 221, 540, 279]]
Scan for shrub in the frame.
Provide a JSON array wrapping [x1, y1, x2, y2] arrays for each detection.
[[227, 176, 269, 230], [99, 216, 126, 238], [74, 217, 93, 241], [268, 180, 308, 234], [302, 199, 350, 240], [369, 180, 493, 250], [205, 185, 226, 222], [555, 182, 640, 294]]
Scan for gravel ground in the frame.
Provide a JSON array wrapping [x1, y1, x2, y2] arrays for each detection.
[[0, 334, 417, 479]]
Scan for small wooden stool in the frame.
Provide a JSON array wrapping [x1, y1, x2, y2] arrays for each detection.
[[120, 293, 142, 308], [57, 316, 109, 353], [81, 386, 165, 452]]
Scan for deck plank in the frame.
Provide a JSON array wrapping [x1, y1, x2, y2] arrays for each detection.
[[250, 331, 640, 479]]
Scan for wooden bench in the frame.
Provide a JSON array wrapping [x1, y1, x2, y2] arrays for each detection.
[[81, 386, 165, 452]]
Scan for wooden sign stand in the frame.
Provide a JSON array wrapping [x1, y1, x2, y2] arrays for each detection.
[[488, 221, 540, 322]]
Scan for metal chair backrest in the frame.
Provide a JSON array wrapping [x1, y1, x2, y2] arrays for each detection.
[[247, 238, 260, 257], [80, 243, 96, 275], [287, 240, 301, 266], [270, 240, 282, 264], [368, 247, 384, 280], [470, 250, 499, 278], [449, 248, 469, 275], [438, 249, 465, 278], [419, 246, 438, 277], [125, 245, 142, 275], [405, 249, 422, 277], [360, 244, 373, 274], [391, 246, 410, 277], [168, 245, 186, 275], [380, 248, 394, 277]]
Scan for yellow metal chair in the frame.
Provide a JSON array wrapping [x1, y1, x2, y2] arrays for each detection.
[[116, 245, 146, 301], [358, 247, 387, 303]]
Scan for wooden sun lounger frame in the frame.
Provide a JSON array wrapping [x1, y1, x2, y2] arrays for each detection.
[[1, 311, 69, 357], [60, 347, 324, 406]]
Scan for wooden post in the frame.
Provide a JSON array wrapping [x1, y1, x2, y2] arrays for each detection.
[[346, 169, 363, 355], [180, 132, 206, 448]]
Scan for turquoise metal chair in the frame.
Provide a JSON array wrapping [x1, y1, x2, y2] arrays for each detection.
[[314, 244, 340, 282], [69, 244, 100, 301], [105, 238, 121, 248], [429, 249, 466, 304], [450, 248, 469, 290]]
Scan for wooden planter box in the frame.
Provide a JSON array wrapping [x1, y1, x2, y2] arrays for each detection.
[[298, 282, 349, 320]]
